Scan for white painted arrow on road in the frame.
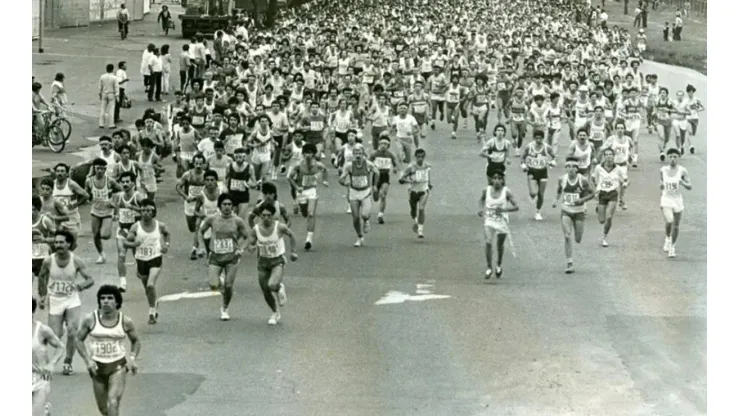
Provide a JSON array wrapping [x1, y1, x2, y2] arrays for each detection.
[[374, 290, 451, 305]]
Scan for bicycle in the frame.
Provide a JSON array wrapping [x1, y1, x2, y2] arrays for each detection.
[[32, 109, 69, 153], [48, 104, 72, 140]]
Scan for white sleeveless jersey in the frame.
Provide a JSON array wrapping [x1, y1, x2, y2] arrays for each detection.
[[134, 221, 162, 261], [589, 120, 608, 142], [88, 311, 127, 364], [660, 165, 687, 200], [572, 143, 593, 169], [333, 111, 352, 133], [202, 190, 221, 239], [53, 179, 78, 216], [607, 136, 632, 164], [254, 222, 285, 259], [484, 185, 509, 230], [592, 164, 623, 193], [100, 151, 118, 178], [445, 85, 462, 103], [574, 99, 591, 122], [371, 106, 390, 128], [48, 253, 78, 299]]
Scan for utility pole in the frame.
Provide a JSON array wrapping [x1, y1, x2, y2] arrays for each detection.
[[38, 0, 44, 53]]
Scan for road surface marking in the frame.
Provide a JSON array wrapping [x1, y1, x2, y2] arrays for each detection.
[[374, 290, 452, 305], [158, 291, 221, 303]]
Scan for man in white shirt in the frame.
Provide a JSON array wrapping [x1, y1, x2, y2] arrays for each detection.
[[114, 61, 129, 123], [148, 48, 163, 102], [140, 44, 155, 94], [99, 64, 120, 129]]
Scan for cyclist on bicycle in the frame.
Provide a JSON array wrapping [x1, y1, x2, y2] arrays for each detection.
[[32, 82, 50, 138]]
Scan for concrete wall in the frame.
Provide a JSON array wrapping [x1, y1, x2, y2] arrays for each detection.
[[32, 0, 151, 36]]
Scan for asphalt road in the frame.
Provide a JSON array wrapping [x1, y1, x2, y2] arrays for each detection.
[[33, 13, 707, 416]]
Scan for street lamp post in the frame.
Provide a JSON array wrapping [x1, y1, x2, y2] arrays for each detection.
[[38, 0, 44, 53]]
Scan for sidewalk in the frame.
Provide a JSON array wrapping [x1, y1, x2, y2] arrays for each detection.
[[31, 3, 182, 184]]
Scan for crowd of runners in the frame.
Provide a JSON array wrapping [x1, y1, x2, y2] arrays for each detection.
[[31, 0, 703, 414]]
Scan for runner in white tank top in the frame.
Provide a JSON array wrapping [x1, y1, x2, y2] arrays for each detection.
[[38, 230, 95, 376], [478, 167, 519, 280], [32, 298, 64, 416], [659, 149, 692, 258], [124, 199, 171, 324], [52, 164, 89, 239], [76, 285, 140, 416], [247, 203, 299, 325]]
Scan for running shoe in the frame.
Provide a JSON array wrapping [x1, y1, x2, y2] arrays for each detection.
[[565, 262, 574, 274], [485, 268, 493, 280], [663, 237, 671, 252], [62, 363, 73, 376], [220, 308, 230, 321], [495, 266, 503, 279], [268, 311, 281, 325]]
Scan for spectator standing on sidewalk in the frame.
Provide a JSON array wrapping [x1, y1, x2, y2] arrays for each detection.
[[141, 44, 155, 95], [99, 64, 119, 129], [673, 12, 684, 41], [179, 44, 192, 93], [193, 35, 207, 79], [50, 72, 68, 117], [161, 45, 172, 96], [148, 48, 164, 102], [114, 61, 129, 123]]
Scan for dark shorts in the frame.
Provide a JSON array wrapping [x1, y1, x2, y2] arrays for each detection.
[[527, 168, 548, 182], [487, 161, 506, 174], [378, 171, 391, 187], [257, 255, 286, 273], [353, 67, 363, 76], [305, 135, 324, 146], [208, 254, 240, 268], [335, 131, 348, 145], [93, 358, 128, 382], [228, 191, 250, 206], [409, 190, 428, 205], [598, 190, 619, 205], [32, 259, 44, 276], [561, 210, 585, 222], [136, 256, 163, 277], [91, 213, 112, 220], [412, 112, 427, 126], [273, 135, 284, 148]]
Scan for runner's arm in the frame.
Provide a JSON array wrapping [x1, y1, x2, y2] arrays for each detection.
[[681, 168, 692, 190], [278, 223, 297, 254], [41, 325, 65, 365], [71, 180, 90, 207], [38, 257, 52, 298], [478, 189, 486, 216], [279, 205, 291, 228], [577, 179, 596, 205], [74, 256, 95, 291], [505, 188, 519, 212], [124, 223, 141, 248], [123, 316, 142, 360], [199, 216, 214, 239], [75, 314, 95, 362], [175, 173, 189, 199], [159, 222, 172, 252]]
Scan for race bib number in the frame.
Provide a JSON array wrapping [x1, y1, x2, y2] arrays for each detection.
[[92, 187, 108, 202], [563, 193, 580, 205], [230, 179, 247, 191], [527, 157, 547, 169], [192, 116, 205, 125], [310, 121, 323, 131], [205, 206, 219, 216], [447, 92, 459, 102], [188, 186, 204, 198], [119, 208, 135, 223], [375, 157, 392, 170], [485, 208, 503, 220], [352, 175, 369, 188], [91, 341, 120, 360], [414, 169, 429, 182], [511, 111, 525, 122], [413, 103, 426, 113], [665, 181, 679, 192], [49, 280, 75, 296], [615, 145, 627, 155], [259, 242, 279, 257], [497, 82, 506, 90], [591, 130, 604, 141], [301, 175, 318, 187], [56, 196, 72, 208], [213, 238, 234, 254], [136, 245, 155, 258], [601, 179, 614, 190]]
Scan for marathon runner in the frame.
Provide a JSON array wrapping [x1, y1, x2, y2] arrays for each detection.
[[112, 171, 145, 292], [38, 230, 95, 376], [478, 166, 519, 279], [32, 297, 64, 416], [553, 157, 595, 274], [660, 148, 693, 258], [246, 203, 299, 325], [85, 158, 122, 265], [76, 285, 141, 416], [124, 199, 172, 324]]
